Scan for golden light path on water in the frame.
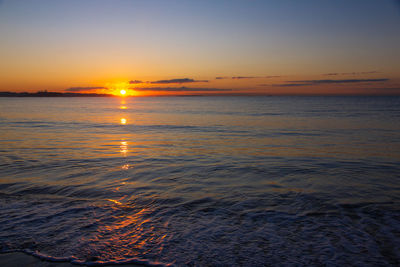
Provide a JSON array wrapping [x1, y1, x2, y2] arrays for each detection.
[[85, 96, 163, 262], [119, 98, 131, 170]]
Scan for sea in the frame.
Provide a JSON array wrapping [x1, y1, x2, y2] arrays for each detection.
[[0, 96, 399, 266]]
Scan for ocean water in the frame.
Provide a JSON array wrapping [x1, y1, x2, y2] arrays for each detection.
[[0, 96, 399, 266]]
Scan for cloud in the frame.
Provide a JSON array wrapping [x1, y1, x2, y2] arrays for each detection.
[[272, 78, 390, 87], [290, 79, 389, 84], [150, 78, 208, 84], [232, 76, 257, 79], [216, 75, 281, 80], [264, 75, 281, 78], [65, 86, 107, 92], [133, 87, 232, 92], [129, 80, 143, 84], [323, 71, 380, 76]]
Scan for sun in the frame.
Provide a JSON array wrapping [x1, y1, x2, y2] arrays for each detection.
[[120, 89, 126, 95]]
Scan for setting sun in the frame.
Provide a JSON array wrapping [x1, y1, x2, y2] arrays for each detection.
[[120, 90, 126, 95]]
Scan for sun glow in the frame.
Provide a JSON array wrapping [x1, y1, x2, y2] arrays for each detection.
[[120, 89, 126, 95]]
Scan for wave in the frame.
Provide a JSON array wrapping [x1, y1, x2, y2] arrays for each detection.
[[1, 250, 172, 267], [1, 189, 399, 266]]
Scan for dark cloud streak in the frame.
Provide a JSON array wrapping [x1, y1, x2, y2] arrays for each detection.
[[150, 78, 208, 84], [323, 71, 380, 76], [231, 76, 257, 79], [129, 80, 143, 84], [289, 79, 389, 84], [217, 76, 281, 80]]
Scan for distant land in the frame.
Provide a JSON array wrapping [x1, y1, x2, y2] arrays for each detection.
[[0, 91, 112, 97]]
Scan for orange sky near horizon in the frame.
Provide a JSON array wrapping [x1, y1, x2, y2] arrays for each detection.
[[0, 1, 399, 95], [55, 73, 399, 96], [1, 74, 399, 96]]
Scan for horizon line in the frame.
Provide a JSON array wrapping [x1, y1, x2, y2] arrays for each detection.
[[1, 91, 400, 97]]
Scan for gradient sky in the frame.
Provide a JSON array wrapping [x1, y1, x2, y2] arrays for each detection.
[[0, 0, 399, 95]]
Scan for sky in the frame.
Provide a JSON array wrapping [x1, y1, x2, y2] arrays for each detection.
[[0, 0, 399, 96]]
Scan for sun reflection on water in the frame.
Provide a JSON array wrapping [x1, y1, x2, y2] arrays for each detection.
[[118, 94, 131, 169], [106, 199, 123, 205], [120, 141, 128, 155], [122, 164, 130, 169]]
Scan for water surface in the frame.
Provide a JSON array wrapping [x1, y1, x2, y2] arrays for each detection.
[[0, 96, 399, 266]]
